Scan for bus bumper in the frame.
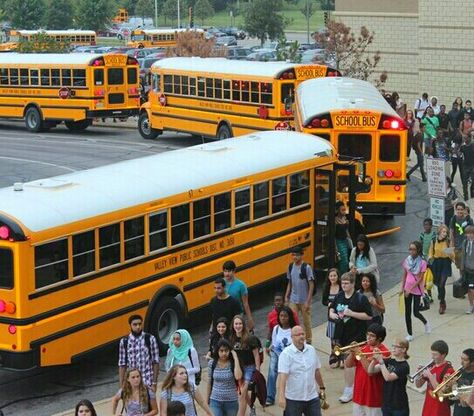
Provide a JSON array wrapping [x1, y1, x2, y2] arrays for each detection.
[[0, 348, 38, 370], [357, 202, 405, 216], [86, 109, 139, 119]]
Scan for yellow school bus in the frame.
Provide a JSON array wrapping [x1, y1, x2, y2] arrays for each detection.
[[138, 57, 340, 140], [0, 30, 97, 51], [0, 131, 358, 369], [0, 53, 140, 132], [128, 28, 204, 48], [295, 77, 407, 217]]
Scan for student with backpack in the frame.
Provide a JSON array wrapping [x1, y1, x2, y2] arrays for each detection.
[[118, 314, 160, 390], [207, 339, 242, 416], [165, 330, 201, 387], [112, 367, 158, 416], [284, 246, 315, 344]]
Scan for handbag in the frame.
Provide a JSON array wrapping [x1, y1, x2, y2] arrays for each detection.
[[453, 274, 468, 298], [419, 293, 431, 311], [424, 267, 434, 291]]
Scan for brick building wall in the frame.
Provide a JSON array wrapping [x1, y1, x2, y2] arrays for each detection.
[[334, 0, 474, 109]]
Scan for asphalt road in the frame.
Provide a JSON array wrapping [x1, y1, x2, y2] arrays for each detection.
[[0, 122, 430, 415]]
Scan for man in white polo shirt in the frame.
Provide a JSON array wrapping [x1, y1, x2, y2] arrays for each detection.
[[277, 325, 326, 415]]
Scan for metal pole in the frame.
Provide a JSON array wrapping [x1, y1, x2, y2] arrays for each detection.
[[154, 0, 158, 27], [177, 0, 181, 28], [306, 0, 309, 44]]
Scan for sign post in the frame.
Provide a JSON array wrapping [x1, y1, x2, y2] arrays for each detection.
[[426, 158, 446, 226]]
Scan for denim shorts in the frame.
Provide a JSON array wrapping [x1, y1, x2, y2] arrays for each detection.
[[243, 364, 256, 382]]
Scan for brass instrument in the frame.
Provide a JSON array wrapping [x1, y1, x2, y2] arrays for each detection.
[[436, 385, 474, 402], [408, 360, 434, 383], [334, 341, 367, 356], [431, 367, 462, 399], [355, 349, 395, 361]]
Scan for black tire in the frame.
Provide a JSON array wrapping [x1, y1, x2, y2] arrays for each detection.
[[65, 119, 91, 132], [216, 123, 232, 140], [148, 296, 184, 354], [138, 112, 160, 140], [25, 107, 43, 132]]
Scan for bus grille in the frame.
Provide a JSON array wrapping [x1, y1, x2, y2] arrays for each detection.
[[108, 93, 124, 104]]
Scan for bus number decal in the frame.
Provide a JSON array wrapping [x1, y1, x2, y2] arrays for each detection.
[[104, 55, 128, 66], [333, 114, 378, 129], [295, 66, 327, 80]]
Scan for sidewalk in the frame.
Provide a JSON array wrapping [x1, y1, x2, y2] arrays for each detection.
[[55, 277, 472, 416]]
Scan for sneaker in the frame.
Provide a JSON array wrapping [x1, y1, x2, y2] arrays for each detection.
[[339, 387, 353, 403], [249, 406, 257, 416], [265, 401, 274, 406], [466, 306, 474, 314], [424, 322, 432, 334], [405, 334, 414, 342]]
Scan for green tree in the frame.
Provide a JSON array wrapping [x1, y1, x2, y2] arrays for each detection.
[[4, 0, 45, 29], [162, 0, 185, 26], [45, 0, 74, 29], [18, 32, 70, 52], [243, 0, 286, 47], [194, 0, 214, 25], [135, 0, 154, 20], [276, 36, 300, 62], [74, 0, 116, 31]]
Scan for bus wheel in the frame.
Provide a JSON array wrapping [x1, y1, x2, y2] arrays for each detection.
[[138, 112, 160, 140], [25, 107, 43, 132], [149, 296, 184, 353], [216, 124, 232, 140], [65, 119, 91, 132]]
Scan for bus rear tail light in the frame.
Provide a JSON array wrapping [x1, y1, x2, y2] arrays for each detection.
[[0, 300, 15, 314], [127, 57, 139, 66], [307, 116, 331, 129], [94, 89, 105, 96], [394, 185, 401, 192], [128, 87, 138, 95], [8, 325, 16, 335], [279, 70, 295, 80], [394, 170, 402, 178], [384, 169, 394, 178], [327, 71, 337, 77], [91, 58, 105, 66]]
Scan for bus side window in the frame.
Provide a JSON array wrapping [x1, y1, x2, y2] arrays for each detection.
[[99, 223, 121, 268], [193, 198, 211, 239], [149, 210, 167, 251], [10, 68, 18, 85], [73, 69, 86, 87], [41, 68, 50, 86], [30, 69, 39, 86], [272, 176, 287, 213], [214, 192, 231, 231], [235, 188, 250, 225], [73, 230, 95, 277], [0, 68, 8, 85], [124, 216, 145, 260], [20, 68, 28, 86], [290, 171, 310, 207], [261, 82, 272, 104], [281, 83, 294, 112], [253, 182, 270, 220], [35, 238, 69, 289], [223, 80, 231, 100], [171, 204, 190, 245], [164, 74, 172, 93]]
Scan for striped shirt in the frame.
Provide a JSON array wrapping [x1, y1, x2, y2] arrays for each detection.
[[160, 388, 196, 416], [118, 333, 160, 387], [208, 359, 238, 402]]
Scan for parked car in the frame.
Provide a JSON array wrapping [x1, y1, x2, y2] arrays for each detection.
[[246, 50, 277, 61], [116, 27, 132, 40], [219, 27, 246, 39], [72, 45, 101, 53], [138, 57, 162, 83], [215, 35, 237, 47], [97, 27, 119, 37], [127, 47, 165, 59], [205, 28, 226, 39], [300, 48, 325, 64], [226, 46, 252, 60]]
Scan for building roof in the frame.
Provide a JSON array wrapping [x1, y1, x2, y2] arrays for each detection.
[[0, 131, 334, 233], [296, 77, 400, 125]]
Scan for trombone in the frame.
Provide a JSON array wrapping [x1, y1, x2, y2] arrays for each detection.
[[334, 341, 367, 356], [438, 384, 474, 402], [431, 367, 462, 399], [408, 360, 434, 383]]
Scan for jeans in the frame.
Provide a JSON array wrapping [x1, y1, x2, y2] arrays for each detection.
[[289, 303, 312, 343], [209, 399, 239, 416], [404, 293, 427, 335], [462, 165, 474, 198], [266, 350, 279, 404], [381, 407, 409, 416], [284, 398, 321, 416], [407, 151, 426, 179]]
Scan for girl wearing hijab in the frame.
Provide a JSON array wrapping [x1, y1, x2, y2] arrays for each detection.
[[400, 241, 431, 342], [165, 329, 200, 386]]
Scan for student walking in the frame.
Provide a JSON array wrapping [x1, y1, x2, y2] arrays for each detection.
[[359, 273, 385, 325], [460, 226, 474, 314], [450, 201, 473, 270], [209, 277, 241, 335], [407, 124, 427, 181], [165, 330, 201, 386], [207, 317, 230, 360], [284, 246, 314, 344], [322, 268, 342, 368], [118, 314, 160, 390], [349, 234, 380, 285], [335, 201, 352, 274], [400, 241, 431, 341]]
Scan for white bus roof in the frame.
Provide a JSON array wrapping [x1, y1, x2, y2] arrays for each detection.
[[17, 30, 96, 36], [153, 57, 319, 78], [0, 131, 334, 233], [134, 28, 204, 34], [296, 77, 400, 125], [0, 53, 118, 65]]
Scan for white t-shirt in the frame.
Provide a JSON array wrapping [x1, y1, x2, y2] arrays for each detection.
[[278, 343, 321, 401], [271, 325, 292, 355], [414, 98, 429, 118]]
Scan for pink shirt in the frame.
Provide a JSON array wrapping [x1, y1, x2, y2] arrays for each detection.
[[403, 258, 427, 295]]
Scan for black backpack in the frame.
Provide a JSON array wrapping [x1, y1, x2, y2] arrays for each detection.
[[187, 349, 202, 385], [122, 333, 152, 364], [288, 262, 316, 295]]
